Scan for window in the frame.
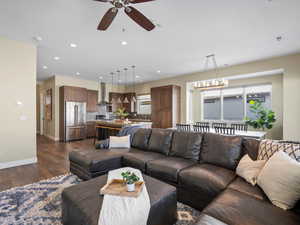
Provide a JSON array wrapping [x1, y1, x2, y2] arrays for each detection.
[[203, 90, 221, 120], [201, 84, 272, 121], [245, 85, 272, 120], [137, 95, 151, 115]]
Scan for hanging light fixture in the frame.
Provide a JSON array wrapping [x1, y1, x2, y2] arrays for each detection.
[[194, 54, 229, 90], [123, 68, 130, 103], [131, 65, 137, 103], [116, 70, 122, 103], [110, 72, 117, 104]]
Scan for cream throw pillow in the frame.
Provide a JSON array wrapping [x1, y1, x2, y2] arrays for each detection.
[[257, 151, 300, 210], [109, 135, 130, 149], [236, 154, 266, 186]]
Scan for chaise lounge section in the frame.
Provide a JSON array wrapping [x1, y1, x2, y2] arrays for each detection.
[[69, 128, 300, 225]]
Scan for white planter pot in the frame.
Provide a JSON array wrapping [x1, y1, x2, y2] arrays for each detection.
[[127, 183, 135, 192]]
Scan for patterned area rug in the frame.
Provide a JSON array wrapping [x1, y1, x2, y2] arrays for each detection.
[[0, 174, 200, 225]]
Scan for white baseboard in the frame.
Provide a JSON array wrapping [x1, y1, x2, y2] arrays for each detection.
[[44, 134, 60, 141], [0, 157, 37, 170]]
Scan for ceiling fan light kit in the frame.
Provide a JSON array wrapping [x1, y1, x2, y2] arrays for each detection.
[[95, 0, 156, 31]]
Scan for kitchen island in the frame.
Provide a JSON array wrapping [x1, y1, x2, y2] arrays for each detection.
[[94, 120, 152, 142]]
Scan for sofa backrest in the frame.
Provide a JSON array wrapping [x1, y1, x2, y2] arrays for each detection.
[[170, 131, 203, 161], [200, 133, 243, 170], [148, 129, 174, 155], [131, 128, 152, 150], [242, 138, 261, 160]]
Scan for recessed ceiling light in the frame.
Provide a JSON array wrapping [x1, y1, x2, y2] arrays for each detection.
[[33, 36, 42, 42], [54, 56, 60, 61], [136, 75, 140, 78], [118, 80, 122, 82], [99, 76, 103, 79], [70, 43, 77, 48], [157, 70, 161, 73], [43, 66, 48, 69], [121, 41, 128, 45], [76, 72, 80, 76]]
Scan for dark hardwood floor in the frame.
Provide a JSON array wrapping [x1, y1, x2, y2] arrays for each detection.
[[0, 135, 95, 192]]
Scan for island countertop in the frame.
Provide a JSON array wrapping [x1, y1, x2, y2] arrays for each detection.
[[94, 120, 152, 129]]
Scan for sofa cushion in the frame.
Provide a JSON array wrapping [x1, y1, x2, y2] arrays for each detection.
[[69, 149, 127, 172], [228, 177, 267, 201], [203, 189, 300, 225], [242, 138, 260, 160], [200, 133, 243, 170], [195, 214, 228, 225], [122, 148, 166, 172], [169, 131, 203, 161], [131, 128, 152, 150], [179, 164, 236, 196], [148, 129, 174, 155], [147, 157, 196, 183]]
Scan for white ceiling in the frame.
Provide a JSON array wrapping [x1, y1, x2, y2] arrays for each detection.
[[0, 0, 300, 84]]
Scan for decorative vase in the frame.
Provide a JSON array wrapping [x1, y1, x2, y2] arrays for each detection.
[[127, 183, 135, 192]]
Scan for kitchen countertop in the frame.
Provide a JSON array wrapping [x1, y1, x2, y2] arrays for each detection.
[[91, 120, 152, 128]]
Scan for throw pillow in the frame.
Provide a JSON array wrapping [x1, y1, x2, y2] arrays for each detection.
[[257, 151, 300, 210], [257, 139, 300, 162], [200, 133, 243, 170], [109, 135, 130, 149], [236, 154, 266, 186]]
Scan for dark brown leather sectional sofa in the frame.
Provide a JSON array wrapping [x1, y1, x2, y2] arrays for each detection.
[[69, 128, 300, 225]]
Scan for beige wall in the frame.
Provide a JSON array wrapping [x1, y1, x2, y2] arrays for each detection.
[[130, 53, 300, 141], [0, 37, 37, 165]]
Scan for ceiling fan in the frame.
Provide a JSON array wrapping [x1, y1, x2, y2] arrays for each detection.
[[94, 0, 156, 31]]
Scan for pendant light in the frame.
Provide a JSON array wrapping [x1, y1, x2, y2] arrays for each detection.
[[131, 65, 137, 103], [194, 54, 229, 90], [123, 68, 130, 103], [116, 70, 122, 103], [110, 72, 117, 104]]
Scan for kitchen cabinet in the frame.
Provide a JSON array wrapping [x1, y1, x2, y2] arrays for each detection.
[[87, 122, 96, 138], [109, 92, 136, 113], [151, 85, 181, 128], [87, 90, 98, 112], [62, 86, 87, 102]]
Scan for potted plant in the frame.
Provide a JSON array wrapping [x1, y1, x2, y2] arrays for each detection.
[[245, 100, 276, 131], [121, 171, 140, 192], [115, 107, 129, 120]]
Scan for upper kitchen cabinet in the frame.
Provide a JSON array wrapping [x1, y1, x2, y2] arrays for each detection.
[[151, 85, 181, 128], [87, 90, 98, 112], [62, 86, 87, 102]]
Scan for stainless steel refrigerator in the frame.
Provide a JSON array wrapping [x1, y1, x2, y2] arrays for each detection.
[[65, 102, 87, 141]]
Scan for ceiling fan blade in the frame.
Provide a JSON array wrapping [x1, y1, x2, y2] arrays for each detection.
[[124, 6, 155, 31], [129, 0, 155, 3], [98, 8, 118, 31]]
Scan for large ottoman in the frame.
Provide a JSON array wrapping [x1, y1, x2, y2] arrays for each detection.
[[62, 174, 177, 225], [69, 149, 129, 180]]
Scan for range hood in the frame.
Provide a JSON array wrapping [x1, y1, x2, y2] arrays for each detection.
[[98, 82, 110, 105]]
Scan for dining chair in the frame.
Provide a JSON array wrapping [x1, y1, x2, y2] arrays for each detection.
[[193, 125, 210, 133], [231, 123, 248, 131], [195, 122, 210, 127], [176, 124, 191, 132], [212, 122, 227, 128], [214, 126, 236, 135]]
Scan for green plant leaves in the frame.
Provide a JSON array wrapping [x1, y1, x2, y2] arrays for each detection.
[[245, 100, 276, 130]]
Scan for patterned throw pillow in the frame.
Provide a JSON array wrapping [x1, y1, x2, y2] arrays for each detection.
[[258, 140, 300, 162]]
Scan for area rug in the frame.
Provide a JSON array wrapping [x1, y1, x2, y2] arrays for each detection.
[[0, 174, 201, 225]]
